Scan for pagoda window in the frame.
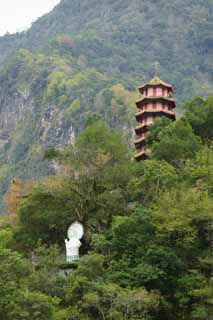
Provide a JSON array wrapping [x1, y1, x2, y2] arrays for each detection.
[[144, 103, 148, 110], [153, 87, 157, 96], [144, 118, 147, 125], [145, 88, 148, 96], [152, 102, 157, 109], [162, 88, 166, 97], [162, 102, 166, 110]]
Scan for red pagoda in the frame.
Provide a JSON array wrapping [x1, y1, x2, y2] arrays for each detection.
[[134, 76, 176, 161]]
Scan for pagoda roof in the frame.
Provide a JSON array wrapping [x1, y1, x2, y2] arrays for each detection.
[[139, 76, 173, 91], [135, 109, 176, 120], [134, 136, 146, 145], [134, 150, 148, 161], [135, 123, 148, 134], [136, 96, 176, 108]]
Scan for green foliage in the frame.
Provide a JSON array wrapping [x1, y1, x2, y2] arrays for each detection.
[[64, 99, 81, 118], [1, 93, 213, 319], [46, 71, 67, 102], [64, 253, 161, 320], [0, 218, 13, 249], [181, 145, 213, 193], [153, 188, 213, 251], [16, 121, 133, 247], [76, 119, 129, 165], [0, 247, 61, 320], [184, 96, 213, 142], [148, 119, 202, 166], [0, 229, 13, 249], [7, 291, 56, 320], [129, 159, 178, 205]]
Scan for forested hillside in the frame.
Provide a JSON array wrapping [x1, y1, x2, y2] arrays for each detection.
[[1, 0, 213, 99], [1, 97, 213, 319], [0, 0, 213, 204]]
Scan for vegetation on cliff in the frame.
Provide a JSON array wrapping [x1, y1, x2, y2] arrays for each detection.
[[0, 0, 213, 205], [1, 96, 213, 319]]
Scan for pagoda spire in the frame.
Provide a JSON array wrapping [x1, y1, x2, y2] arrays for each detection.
[[134, 76, 176, 161], [154, 61, 160, 77]]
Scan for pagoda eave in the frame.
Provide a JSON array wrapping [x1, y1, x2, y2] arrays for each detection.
[[136, 96, 176, 109], [135, 124, 148, 134], [135, 110, 175, 120], [134, 150, 148, 161], [135, 110, 176, 121], [134, 137, 146, 146], [135, 110, 144, 118], [138, 77, 173, 92]]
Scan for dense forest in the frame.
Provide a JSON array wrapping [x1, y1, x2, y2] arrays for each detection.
[[1, 96, 213, 319], [0, 0, 213, 204]]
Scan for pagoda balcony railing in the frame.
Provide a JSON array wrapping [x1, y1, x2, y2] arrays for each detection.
[[135, 109, 176, 119]]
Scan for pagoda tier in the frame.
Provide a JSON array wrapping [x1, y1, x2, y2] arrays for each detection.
[[136, 96, 176, 109], [138, 77, 173, 94], [135, 110, 176, 122], [134, 76, 176, 161]]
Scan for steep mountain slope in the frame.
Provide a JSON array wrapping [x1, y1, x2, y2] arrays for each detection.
[[0, 0, 213, 208], [0, 48, 134, 204], [1, 0, 213, 98]]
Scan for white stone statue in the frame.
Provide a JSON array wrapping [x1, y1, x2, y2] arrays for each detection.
[[65, 222, 84, 262]]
